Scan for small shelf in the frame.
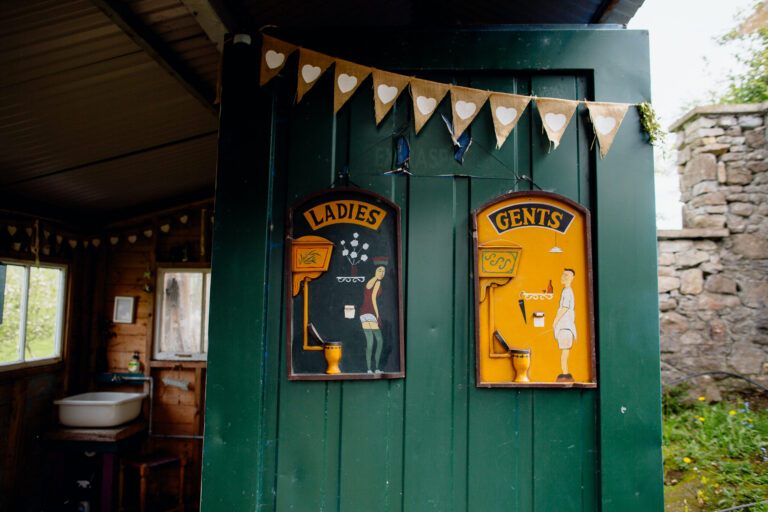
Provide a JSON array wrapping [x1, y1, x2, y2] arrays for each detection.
[[149, 360, 207, 369]]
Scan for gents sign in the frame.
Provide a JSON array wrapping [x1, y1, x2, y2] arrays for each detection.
[[488, 202, 574, 234], [304, 200, 387, 230]]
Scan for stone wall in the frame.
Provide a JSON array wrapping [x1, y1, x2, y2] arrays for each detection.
[[659, 104, 768, 391]]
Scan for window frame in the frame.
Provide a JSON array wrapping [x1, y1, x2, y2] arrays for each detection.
[[153, 266, 211, 361], [0, 258, 68, 372]]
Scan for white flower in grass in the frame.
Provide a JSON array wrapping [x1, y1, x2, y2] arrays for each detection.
[[342, 249, 349, 256], [362, 243, 369, 250], [360, 255, 368, 262], [353, 232, 359, 238], [350, 252, 358, 259], [351, 239, 359, 247]]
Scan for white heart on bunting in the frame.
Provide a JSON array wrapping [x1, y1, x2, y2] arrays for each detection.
[[68, 239, 77, 248], [265, 50, 285, 69], [495, 106, 518, 126], [595, 116, 617, 135], [455, 101, 477, 120], [7, 226, 16, 236], [545, 113, 567, 132], [56, 235, 63, 244], [110, 236, 119, 245], [92, 238, 101, 247], [416, 96, 437, 115], [25, 227, 32, 237], [337, 74, 358, 93], [160, 224, 171, 233], [377, 84, 398, 104], [302, 64, 322, 84], [127, 235, 137, 244]]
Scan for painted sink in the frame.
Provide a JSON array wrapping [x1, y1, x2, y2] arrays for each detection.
[[54, 392, 146, 428]]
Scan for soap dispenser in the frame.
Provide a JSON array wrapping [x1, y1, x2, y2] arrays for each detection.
[[128, 351, 141, 373]]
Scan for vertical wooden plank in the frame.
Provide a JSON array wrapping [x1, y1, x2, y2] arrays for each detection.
[[529, 74, 594, 512], [401, 178, 455, 511], [274, 69, 342, 512]]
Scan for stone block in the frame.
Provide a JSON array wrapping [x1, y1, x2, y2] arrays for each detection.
[[696, 143, 731, 156], [677, 146, 691, 165], [704, 205, 728, 214], [675, 249, 710, 267], [660, 311, 689, 334], [739, 115, 764, 128], [717, 116, 737, 127], [716, 135, 745, 145], [692, 180, 719, 196], [697, 293, 741, 310], [691, 214, 726, 229], [684, 116, 716, 135], [740, 281, 768, 308], [727, 167, 753, 185], [704, 274, 737, 294], [725, 126, 743, 136], [748, 149, 768, 160], [680, 331, 704, 345], [745, 126, 766, 148], [747, 160, 768, 173], [720, 152, 748, 162], [718, 162, 727, 183], [659, 275, 681, 293], [694, 240, 718, 251], [660, 297, 678, 311], [725, 192, 749, 201], [755, 172, 768, 184], [701, 261, 724, 273], [658, 252, 675, 266], [728, 343, 766, 375], [732, 233, 768, 259], [682, 154, 717, 190], [658, 265, 677, 277], [680, 268, 704, 294], [727, 214, 747, 232], [710, 319, 728, 340], [730, 144, 750, 152], [729, 202, 755, 216], [659, 335, 681, 354], [659, 240, 693, 253]]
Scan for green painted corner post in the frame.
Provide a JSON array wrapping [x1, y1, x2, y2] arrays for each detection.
[[200, 35, 270, 511]]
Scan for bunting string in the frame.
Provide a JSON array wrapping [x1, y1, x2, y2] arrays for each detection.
[[259, 35, 646, 158]]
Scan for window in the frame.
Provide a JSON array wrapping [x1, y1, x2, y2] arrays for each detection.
[[0, 260, 67, 369], [154, 268, 211, 360]]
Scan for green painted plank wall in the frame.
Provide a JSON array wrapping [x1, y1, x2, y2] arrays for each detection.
[[202, 28, 662, 512]]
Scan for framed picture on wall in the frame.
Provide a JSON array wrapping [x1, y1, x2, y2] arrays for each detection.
[[113, 296, 135, 324]]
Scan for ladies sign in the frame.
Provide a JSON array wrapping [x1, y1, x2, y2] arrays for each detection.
[[287, 188, 404, 380]]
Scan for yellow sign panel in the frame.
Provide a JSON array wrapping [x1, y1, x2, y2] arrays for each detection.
[[473, 192, 595, 388]]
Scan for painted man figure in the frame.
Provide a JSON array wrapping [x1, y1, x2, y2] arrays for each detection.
[[552, 268, 577, 383]]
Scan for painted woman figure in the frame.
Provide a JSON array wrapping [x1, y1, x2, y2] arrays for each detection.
[[359, 261, 386, 373]]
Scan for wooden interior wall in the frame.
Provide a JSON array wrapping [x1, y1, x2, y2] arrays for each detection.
[[0, 213, 99, 510], [102, 201, 213, 507]]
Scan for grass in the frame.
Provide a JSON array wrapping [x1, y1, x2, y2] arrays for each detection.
[[663, 385, 768, 511]]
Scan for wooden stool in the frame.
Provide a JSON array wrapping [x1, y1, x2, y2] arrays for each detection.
[[118, 452, 185, 512]]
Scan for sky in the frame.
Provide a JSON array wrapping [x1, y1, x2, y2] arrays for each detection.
[[627, 0, 756, 229]]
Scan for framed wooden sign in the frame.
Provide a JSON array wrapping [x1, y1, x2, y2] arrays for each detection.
[[287, 188, 404, 380], [472, 191, 596, 388]]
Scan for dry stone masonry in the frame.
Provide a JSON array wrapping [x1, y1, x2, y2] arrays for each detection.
[[661, 104, 768, 391]]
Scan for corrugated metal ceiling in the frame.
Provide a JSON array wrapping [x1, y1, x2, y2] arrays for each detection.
[[0, 0, 644, 228]]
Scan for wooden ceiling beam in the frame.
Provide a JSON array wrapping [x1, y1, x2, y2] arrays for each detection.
[[91, 0, 218, 115]]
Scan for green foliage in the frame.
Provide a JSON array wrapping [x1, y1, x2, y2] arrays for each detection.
[[663, 391, 768, 511], [0, 264, 61, 363], [715, 4, 768, 104], [637, 102, 665, 146]]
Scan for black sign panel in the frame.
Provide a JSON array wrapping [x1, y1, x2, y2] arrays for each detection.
[[287, 188, 404, 380]]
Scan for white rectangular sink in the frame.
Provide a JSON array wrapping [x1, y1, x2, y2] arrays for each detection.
[[54, 392, 146, 428]]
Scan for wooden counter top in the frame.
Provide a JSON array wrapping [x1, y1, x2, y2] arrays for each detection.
[[44, 419, 147, 443]]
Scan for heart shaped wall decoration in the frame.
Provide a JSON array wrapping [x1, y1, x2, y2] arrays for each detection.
[[110, 237, 119, 245], [302, 64, 322, 84], [377, 84, 398, 104], [455, 101, 477, 120], [337, 74, 358, 94], [265, 50, 285, 70], [416, 96, 437, 115], [545, 113, 567, 132], [7, 226, 16, 236], [495, 106, 518, 126], [595, 116, 616, 135]]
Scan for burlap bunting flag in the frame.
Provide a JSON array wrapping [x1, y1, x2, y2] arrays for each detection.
[[409, 78, 450, 134], [372, 70, 410, 124], [584, 101, 630, 158], [535, 98, 580, 150], [488, 92, 531, 149], [333, 59, 371, 113], [296, 48, 335, 103], [450, 85, 489, 138], [260, 35, 298, 86]]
